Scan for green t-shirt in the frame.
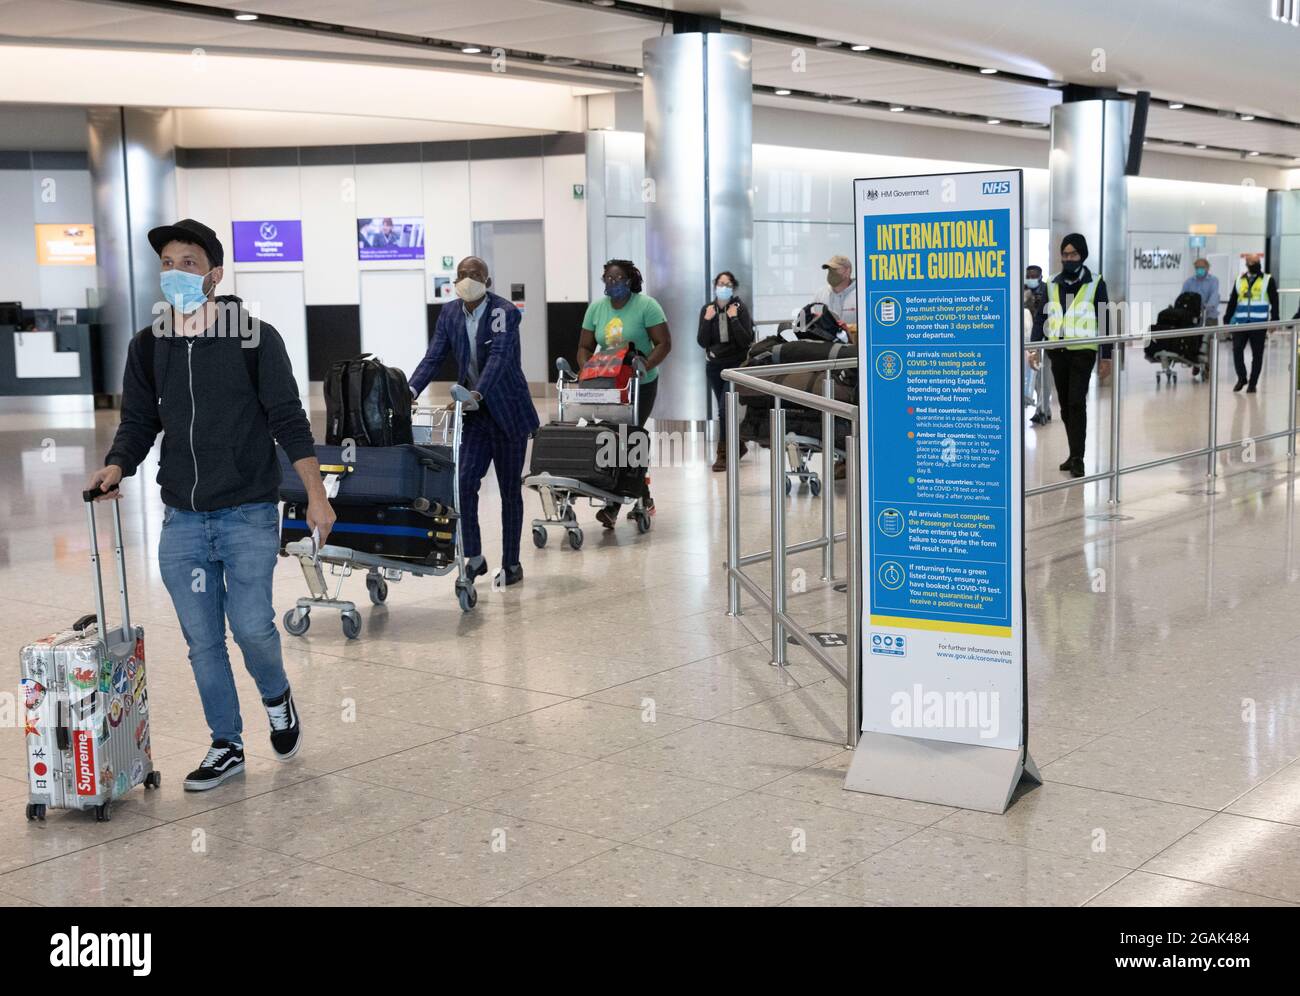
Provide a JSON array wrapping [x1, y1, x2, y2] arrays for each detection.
[[581, 292, 667, 383]]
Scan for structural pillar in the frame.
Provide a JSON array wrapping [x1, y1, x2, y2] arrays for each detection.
[[1048, 92, 1132, 313], [642, 28, 753, 422], [87, 107, 176, 398]]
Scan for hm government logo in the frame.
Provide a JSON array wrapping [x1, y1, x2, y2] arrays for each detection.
[[865, 188, 880, 201], [863, 187, 928, 202], [258, 221, 278, 241]]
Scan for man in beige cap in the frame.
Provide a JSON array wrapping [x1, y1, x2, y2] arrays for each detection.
[[813, 254, 857, 330]]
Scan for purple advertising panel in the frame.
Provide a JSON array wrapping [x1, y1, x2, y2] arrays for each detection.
[[357, 216, 425, 260], [232, 220, 303, 262]]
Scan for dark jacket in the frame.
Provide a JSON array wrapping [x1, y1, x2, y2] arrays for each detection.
[[105, 295, 316, 511], [408, 290, 540, 439], [696, 297, 755, 364], [1023, 282, 1048, 342]]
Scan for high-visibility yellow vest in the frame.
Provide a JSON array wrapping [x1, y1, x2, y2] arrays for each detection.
[[1232, 273, 1272, 325], [1045, 277, 1101, 351]]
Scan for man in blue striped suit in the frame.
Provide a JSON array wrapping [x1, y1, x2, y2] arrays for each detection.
[[409, 256, 540, 585]]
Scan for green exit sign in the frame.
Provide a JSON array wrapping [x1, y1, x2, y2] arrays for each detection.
[[572, 184, 585, 200]]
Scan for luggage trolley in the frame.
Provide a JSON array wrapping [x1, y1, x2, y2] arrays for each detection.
[[784, 434, 844, 497], [281, 385, 480, 639], [524, 356, 652, 550]]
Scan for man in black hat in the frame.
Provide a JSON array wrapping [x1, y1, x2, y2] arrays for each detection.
[[1044, 233, 1111, 478], [85, 219, 335, 792]]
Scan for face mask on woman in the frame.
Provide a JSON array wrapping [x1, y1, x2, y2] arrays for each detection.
[[715, 285, 734, 303], [605, 279, 630, 301]]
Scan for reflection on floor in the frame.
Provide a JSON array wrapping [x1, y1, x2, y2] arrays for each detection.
[[2, 337, 1299, 906]]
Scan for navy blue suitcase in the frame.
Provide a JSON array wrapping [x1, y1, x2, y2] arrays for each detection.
[[277, 444, 454, 507], [280, 502, 457, 566]]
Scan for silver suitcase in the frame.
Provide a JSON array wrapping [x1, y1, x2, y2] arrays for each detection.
[[20, 487, 159, 822]]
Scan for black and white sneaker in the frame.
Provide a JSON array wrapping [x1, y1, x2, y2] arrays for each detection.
[[183, 741, 246, 792], [265, 687, 302, 760]]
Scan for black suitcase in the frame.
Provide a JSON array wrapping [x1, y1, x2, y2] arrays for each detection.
[[280, 502, 457, 566], [278, 444, 454, 508], [529, 422, 649, 497]]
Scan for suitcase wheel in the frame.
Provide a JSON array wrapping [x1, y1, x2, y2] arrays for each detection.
[[144, 771, 162, 790], [25, 803, 46, 822], [533, 526, 548, 549], [632, 512, 652, 535], [366, 576, 389, 605], [340, 610, 362, 640], [95, 803, 111, 823], [566, 528, 583, 551], [809, 476, 823, 499], [456, 583, 477, 613], [784, 476, 793, 496], [283, 607, 311, 637]]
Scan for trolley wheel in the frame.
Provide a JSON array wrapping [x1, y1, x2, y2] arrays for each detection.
[[633, 511, 652, 534], [25, 803, 45, 822], [457, 584, 478, 612], [566, 528, 584, 550], [366, 576, 388, 605], [283, 607, 310, 636], [784, 477, 793, 496], [95, 802, 111, 823], [809, 477, 823, 498], [144, 771, 161, 790], [340, 611, 362, 640], [532, 526, 548, 549]]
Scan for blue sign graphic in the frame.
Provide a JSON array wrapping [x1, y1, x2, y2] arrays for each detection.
[[864, 208, 1013, 628]]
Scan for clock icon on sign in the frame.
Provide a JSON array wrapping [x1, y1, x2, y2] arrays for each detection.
[[878, 561, 906, 590]]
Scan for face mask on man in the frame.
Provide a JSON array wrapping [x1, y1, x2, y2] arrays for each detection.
[[1025, 278, 1040, 289], [455, 277, 486, 301], [1195, 268, 1207, 279], [605, 279, 631, 301], [826, 269, 844, 287], [715, 285, 734, 303], [161, 269, 210, 314], [1061, 259, 1082, 278], [1247, 261, 1262, 275]]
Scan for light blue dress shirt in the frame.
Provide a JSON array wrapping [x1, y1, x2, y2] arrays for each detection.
[[463, 297, 487, 386]]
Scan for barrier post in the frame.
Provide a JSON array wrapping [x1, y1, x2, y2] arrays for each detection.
[[726, 385, 742, 615], [1109, 339, 1123, 504], [1289, 322, 1298, 460], [821, 371, 835, 581], [1207, 327, 1220, 479], [845, 435, 861, 748], [770, 405, 788, 669]]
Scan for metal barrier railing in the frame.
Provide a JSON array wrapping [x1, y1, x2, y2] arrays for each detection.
[[720, 315, 1300, 749], [722, 358, 861, 748]]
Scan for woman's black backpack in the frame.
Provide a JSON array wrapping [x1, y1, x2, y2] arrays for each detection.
[[324, 354, 413, 446]]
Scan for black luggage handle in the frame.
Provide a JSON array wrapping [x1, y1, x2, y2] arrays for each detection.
[[82, 483, 118, 502], [71, 614, 97, 635]]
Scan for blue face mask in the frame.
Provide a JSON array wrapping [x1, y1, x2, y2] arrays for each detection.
[[604, 279, 630, 301], [161, 269, 209, 314], [715, 285, 734, 302], [1195, 268, 1207, 278], [1025, 278, 1040, 289]]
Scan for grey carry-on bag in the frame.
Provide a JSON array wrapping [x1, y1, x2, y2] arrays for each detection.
[[19, 486, 160, 822]]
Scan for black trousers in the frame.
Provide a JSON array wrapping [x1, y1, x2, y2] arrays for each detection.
[[604, 377, 658, 509], [1048, 348, 1097, 462], [705, 358, 743, 432], [1232, 330, 1266, 388]]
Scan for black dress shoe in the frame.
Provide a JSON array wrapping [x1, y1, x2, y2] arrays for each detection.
[[1233, 380, 1247, 392], [1059, 458, 1074, 471], [1070, 459, 1086, 478], [466, 558, 488, 581], [1247, 384, 1258, 394], [501, 563, 524, 586]]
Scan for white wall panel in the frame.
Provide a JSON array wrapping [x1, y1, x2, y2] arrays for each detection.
[[175, 166, 234, 296], [0, 170, 40, 306], [469, 157, 543, 222], [298, 164, 359, 305], [421, 159, 472, 302], [542, 153, 588, 302]]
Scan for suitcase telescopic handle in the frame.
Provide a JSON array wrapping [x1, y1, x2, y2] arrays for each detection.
[[82, 486, 132, 641]]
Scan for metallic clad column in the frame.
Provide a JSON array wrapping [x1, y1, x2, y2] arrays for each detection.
[[643, 32, 753, 421], [1048, 99, 1132, 310], [88, 107, 176, 397]]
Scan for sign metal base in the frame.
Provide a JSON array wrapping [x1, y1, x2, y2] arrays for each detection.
[[844, 733, 1041, 814]]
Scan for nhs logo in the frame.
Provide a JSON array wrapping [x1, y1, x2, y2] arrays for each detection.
[[981, 180, 1011, 195]]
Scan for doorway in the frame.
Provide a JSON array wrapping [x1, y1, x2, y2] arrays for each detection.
[[472, 220, 548, 383]]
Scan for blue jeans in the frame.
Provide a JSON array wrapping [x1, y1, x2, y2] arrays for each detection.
[[158, 502, 289, 744]]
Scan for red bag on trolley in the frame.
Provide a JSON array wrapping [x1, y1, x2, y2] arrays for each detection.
[[579, 345, 640, 403]]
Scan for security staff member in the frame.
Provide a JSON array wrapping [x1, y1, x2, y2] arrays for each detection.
[[408, 256, 539, 586], [1223, 253, 1280, 393], [1045, 233, 1111, 478]]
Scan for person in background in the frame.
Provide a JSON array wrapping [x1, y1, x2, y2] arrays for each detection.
[[1023, 264, 1051, 426], [813, 254, 858, 330], [1224, 253, 1279, 393], [1182, 257, 1220, 325], [698, 270, 754, 472], [408, 255, 538, 585], [1045, 233, 1111, 478], [88, 218, 331, 792], [578, 259, 671, 527]]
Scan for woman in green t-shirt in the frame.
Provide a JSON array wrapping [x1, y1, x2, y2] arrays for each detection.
[[577, 258, 672, 527]]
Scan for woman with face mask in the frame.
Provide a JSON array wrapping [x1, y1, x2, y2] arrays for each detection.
[[697, 271, 755, 471], [577, 259, 672, 526]]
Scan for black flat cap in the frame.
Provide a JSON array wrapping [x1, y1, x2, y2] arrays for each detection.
[[147, 218, 224, 268]]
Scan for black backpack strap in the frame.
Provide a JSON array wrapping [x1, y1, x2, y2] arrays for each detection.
[[346, 358, 371, 445], [325, 360, 347, 441]]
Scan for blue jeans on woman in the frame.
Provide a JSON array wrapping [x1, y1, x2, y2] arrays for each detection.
[[158, 501, 289, 745]]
